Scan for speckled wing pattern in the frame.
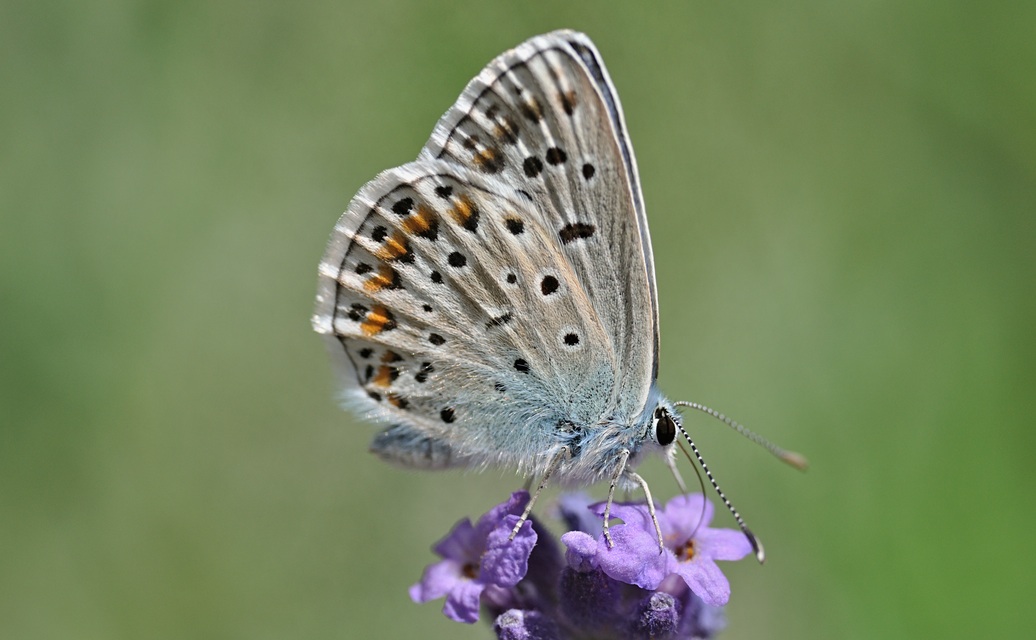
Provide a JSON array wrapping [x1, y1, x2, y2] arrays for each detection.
[[312, 30, 658, 477]]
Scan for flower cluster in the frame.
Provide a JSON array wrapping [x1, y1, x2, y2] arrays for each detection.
[[410, 491, 753, 639]]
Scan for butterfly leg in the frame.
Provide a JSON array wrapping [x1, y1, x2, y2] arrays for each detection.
[[601, 453, 665, 551], [628, 471, 665, 552], [601, 449, 631, 548], [509, 446, 570, 541]]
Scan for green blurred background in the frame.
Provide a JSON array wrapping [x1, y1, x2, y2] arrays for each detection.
[[3, 1, 1034, 638]]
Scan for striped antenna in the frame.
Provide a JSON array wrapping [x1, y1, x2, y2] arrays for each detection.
[[673, 401, 808, 471], [673, 421, 765, 564]]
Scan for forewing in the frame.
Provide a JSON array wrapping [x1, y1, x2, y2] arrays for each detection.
[[313, 160, 618, 473], [419, 30, 659, 418]]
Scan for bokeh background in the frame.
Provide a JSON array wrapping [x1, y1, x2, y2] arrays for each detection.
[[3, 1, 1034, 638]]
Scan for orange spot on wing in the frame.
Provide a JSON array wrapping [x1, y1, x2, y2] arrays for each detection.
[[450, 195, 477, 225], [360, 305, 396, 336], [375, 231, 410, 262], [474, 148, 498, 170], [402, 205, 436, 235], [372, 365, 395, 387], [363, 265, 400, 293]]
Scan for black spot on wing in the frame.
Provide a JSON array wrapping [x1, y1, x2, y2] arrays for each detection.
[[415, 362, 434, 383], [505, 218, 524, 235], [392, 198, 414, 216], [447, 252, 467, 268], [559, 223, 596, 244], [545, 147, 567, 165], [541, 276, 559, 296], [520, 97, 543, 122], [486, 312, 513, 329], [523, 156, 543, 178], [347, 303, 368, 322]]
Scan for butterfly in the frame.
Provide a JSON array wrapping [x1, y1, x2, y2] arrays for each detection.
[[312, 30, 801, 559]]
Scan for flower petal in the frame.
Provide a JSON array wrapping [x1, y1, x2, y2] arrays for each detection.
[[481, 515, 537, 588], [675, 558, 732, 607], [659, 494, 713, 542], [560, 531, 599, 572], [697, 527, 753, 562], [594, 522, 671, 590], [475, 491, 530, 539], [442, 578, 485, 624], [432, 518, 479, 562], [409, 559, 464, 603], [589, 501, 657, 535]]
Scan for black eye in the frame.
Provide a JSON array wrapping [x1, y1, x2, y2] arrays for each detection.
[[655, 409, 677, 446]]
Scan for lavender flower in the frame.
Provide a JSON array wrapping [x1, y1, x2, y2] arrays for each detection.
[[409, 491, 537, 623], [561, 501, 669, 591], [570, 495, 752, 606], [654, 494, 754, 607], [410, 492, 749, 638]]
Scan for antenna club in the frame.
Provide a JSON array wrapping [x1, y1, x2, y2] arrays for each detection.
[[745, 528, 766, 564], [780, 451, 810, 471]]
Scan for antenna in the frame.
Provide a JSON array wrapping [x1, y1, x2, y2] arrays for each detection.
[[674, 401, 808, 471], [673, 422, 765, 563]]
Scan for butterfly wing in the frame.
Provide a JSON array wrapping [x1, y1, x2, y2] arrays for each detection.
[[419, 30, 659, 418], [313, 159, 619, 475], [313, 31, 659, 478]]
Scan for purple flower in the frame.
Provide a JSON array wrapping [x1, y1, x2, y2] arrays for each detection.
[[565, 501, 672, 590], [657, 494, 753, 607], [410, 491, 537, 623], [410, 491, 747, 638], [562, 494, 752, 607], [556, 500, 733, 640]]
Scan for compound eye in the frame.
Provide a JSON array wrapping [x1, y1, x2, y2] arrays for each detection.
[[654, 409, 677, 446]]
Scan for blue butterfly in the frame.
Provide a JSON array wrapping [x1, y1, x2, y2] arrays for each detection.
[[313, 30, 804, 559]]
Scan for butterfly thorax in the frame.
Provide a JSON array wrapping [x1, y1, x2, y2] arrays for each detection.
[[518, 389, 677, 486]]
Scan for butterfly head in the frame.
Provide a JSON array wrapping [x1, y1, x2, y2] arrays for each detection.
[[651, 405, 678, 447]]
